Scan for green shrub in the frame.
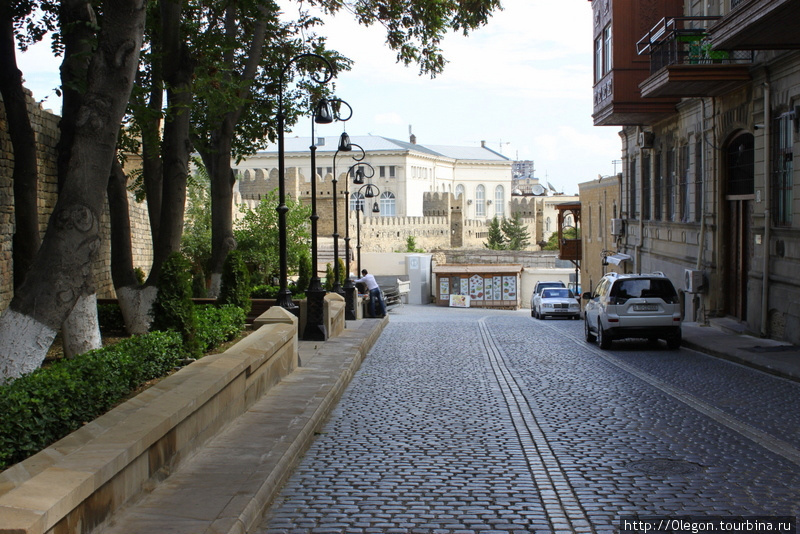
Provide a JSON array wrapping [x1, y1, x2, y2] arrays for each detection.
[[151, 253, 200, 357], [195, 305, 246, 352], [251, 284, 279, 298], [296, 250, 312, 294], [97, 303, 126, 333], [217, 250, 251, 315], [324, 263, 334, 291], [0, 331, 182, 470]]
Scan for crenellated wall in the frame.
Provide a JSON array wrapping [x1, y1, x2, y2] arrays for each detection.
[[0, 91, 152, 312]]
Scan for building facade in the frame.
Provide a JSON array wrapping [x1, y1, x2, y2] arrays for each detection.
[[579, 174, 623, 295], [234, 135, 513, 221], [591, 0, 800, 340]]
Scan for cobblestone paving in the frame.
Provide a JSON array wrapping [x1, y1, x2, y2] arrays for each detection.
[[257, 306, 800, 534]]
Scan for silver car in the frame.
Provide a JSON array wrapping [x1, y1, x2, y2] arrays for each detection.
[[533, 288, 580, 320], [583, 272, 682, 350]]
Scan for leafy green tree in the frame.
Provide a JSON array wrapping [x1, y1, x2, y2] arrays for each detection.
[[543, 226, 580, 251], [324, 263, 335, 292], [217, 250, 252, 316], [181, 159, 213, 292], [403, 236, 425, 253], [502, 212, 531, 251], [151, 253, 201, 357], [484, 216, 505, 250], [234, 190, 311, 284]]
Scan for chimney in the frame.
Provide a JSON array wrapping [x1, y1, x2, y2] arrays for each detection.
[[481, 140, 486, 148], [409, 124, 416, 144]]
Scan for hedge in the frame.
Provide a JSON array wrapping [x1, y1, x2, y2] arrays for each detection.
[[0, 331, 182, 470]]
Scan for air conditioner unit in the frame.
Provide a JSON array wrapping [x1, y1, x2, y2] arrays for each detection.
[[684, 269, 704, 293], [638, 131, 655, 149], [610, 218, 624, 236]]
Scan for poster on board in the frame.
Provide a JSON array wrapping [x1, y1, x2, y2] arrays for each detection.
[[449, 294, 470, 308]]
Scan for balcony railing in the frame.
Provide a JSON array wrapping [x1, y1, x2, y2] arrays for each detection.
[[637, 17, 753, 74]]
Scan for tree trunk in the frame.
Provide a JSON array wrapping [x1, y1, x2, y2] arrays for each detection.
[[0, 18, 41, 289], [202, 147, 237, 297], [108, 156, 154, 334], [62, 294, 102, 358], [0, 0, 146, 383], [146, 0, 193, 286]]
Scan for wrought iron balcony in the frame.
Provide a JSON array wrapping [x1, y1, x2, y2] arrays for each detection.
[[637, 17, 752, 98]]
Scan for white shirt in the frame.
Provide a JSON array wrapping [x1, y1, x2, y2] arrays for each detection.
[[354, 273, 379, 291]]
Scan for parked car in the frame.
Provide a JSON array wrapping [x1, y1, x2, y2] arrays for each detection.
[[533, 288, 580, 320], [583, 272, 682, 350], [530, 280, 566, 317]]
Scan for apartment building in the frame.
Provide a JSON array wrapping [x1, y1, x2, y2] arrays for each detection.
[[591, 0, 800, 341]]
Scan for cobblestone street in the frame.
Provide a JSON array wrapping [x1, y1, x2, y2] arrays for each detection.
[[256, 306, 800, 534]]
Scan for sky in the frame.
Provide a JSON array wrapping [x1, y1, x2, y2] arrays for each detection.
[[17, 0, 622, 195]]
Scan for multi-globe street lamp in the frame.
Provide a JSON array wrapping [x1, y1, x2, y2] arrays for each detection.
[[330, 134, 362, 295], [276, 53, 333, 311], [302, 97, 335, 340], [343, 163, 375, 319]]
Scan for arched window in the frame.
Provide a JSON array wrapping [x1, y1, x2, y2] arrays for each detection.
[[380, 191, 396, 216], [476, 185, 486, 217], [350, 192, 365, 212], [455, 184, 465, 199], [494, 185, 505, 217]]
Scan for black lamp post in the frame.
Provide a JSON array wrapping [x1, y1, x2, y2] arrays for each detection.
[[303, 98, 334, 340], [343, 161, 373, 319], [276, 53, 333, 310], [354, 181, 381, 276], [330, 127, 359, 295]]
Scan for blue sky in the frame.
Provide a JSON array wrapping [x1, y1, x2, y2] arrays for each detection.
[[17, 0, 621, 195]]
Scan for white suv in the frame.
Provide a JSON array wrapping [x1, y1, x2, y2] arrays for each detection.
[[583, 272, 682, 350]]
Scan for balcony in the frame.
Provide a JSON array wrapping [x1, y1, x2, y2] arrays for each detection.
[[637, 17, 752, 98], [709, 0, 800, 50]]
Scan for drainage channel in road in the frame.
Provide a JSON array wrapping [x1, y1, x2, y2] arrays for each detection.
[[478, 318, 596, 534]]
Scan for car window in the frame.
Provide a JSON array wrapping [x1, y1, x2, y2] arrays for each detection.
[[611, 278, 678, 304], [544, 289, 571, 299]]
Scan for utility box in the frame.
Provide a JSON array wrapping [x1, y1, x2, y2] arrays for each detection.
[[405, 254, 432, 305]]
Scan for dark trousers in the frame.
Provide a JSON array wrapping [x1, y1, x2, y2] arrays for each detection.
[[369, 288, 386, 317]]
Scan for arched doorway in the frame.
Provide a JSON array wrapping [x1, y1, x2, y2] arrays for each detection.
[[723, 132, 754, 320]]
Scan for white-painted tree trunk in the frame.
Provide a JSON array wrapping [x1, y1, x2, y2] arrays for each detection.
[[62, 294, 103, 358], [0, 309, 57, 384], [116, 285, 158, 335], [208, 272, 222, 298]]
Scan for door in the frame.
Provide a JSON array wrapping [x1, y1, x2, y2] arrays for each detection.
[[723, 133, 754, 321]]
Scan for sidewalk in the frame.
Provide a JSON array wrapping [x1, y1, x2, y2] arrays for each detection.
[[100, 317, 387, 534], [682, 317, 800, 383]]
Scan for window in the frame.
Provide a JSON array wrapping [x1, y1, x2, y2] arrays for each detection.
[[629, 158, 637, 219], [455, 184, 465, 199], [666, 148, 675, 221], [680, 144, 690, 222], [495, 185, 505, 217], [774, 113, 794, 226], [642, 154, 652, 220], [379, 191, 396, 216], [389, 166, 396, 178], [476, 185, 486, 217], [598, 206, 603, 238], [654, 152, 663, 220], [379, 166, 385, 178], [351, 192, 365, 212], [595, 36, 603, 82], [695, 139, 703, 222], [603, 26, 612, 74]]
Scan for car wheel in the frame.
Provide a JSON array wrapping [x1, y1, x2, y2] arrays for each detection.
[[666, 332, 681, 350], [597, 324, 612, 350], [584, 318, 596, 343], [531, 308, 535, 317]]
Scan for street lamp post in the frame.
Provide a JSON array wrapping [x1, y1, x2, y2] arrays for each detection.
[[303, 98, 334, 340], [276, 53, 333, 311], [343, 163, 374, 320], [354, 181, 381, 276], [330, 131, 359, 295]]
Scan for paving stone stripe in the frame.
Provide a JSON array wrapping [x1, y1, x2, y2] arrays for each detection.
[[537, 318, 800, 469], [478, 318, 595, 534]]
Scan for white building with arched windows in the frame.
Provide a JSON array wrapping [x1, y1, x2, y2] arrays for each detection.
[[232, 135, 513, 221]]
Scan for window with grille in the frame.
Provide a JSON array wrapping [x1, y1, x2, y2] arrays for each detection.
[[695, 139, 703, 222], [380, 191, 396, 216], [774, 113, 794, 226], [654, 153, 663, 220], [680, 144, 690, 222], [643, 154, 652, 220], [476, 185, 486, 217], [495, 185, 505, 217], [629, 158, 637, 219]]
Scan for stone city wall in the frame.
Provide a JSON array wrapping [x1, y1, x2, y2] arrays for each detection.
[[0, 91, 152, 312]]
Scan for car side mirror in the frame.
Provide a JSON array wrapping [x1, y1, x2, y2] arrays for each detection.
[[582, 292, 592, 300]]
